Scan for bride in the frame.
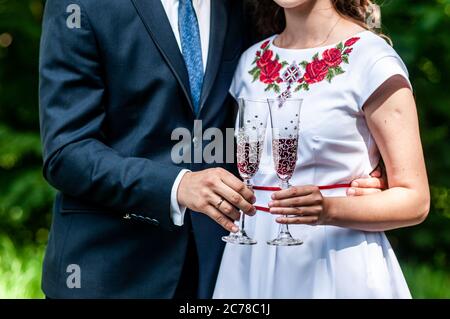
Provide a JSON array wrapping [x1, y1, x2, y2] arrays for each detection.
[[213, 0, 429, 298]]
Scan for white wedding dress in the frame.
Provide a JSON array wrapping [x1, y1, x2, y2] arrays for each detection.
[[213, 31, 412, 299]]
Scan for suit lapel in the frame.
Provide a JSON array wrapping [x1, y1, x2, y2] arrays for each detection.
[[199, 0, 228, 112], [131, 0, 194, 112]]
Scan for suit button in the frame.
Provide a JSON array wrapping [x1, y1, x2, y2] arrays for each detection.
[[152, 219, 160, 226], [143, 216, 159, 226]]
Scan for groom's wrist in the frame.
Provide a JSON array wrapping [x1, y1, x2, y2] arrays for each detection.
[[170, 169, 191, 226]]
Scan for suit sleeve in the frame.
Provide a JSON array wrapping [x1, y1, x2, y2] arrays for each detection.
[[39, 0, 182, 229]]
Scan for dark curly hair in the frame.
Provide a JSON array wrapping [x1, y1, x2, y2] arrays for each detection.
[[246, 0, 385, 40]]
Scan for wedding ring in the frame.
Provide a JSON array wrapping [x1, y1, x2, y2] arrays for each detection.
[[216, 198, 225, 209]]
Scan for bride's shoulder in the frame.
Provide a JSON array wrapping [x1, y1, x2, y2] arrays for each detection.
[[246, 36, 277, 53], [351, 31, 402, 64], [238, 35, 277, 64]]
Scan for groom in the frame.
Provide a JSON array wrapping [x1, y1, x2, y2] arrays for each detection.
[[39, 0, 255, 299], [39, 0, 384, 299]]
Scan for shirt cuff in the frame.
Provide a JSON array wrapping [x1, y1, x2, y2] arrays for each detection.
[[170, 169, 190, 226]]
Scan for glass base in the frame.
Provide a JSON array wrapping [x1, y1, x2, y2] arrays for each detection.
[[267, 231, 303, 246], [222, 230, 257, 245]]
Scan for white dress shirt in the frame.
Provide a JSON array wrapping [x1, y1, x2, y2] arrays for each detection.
[[161, 0, 211, 226]]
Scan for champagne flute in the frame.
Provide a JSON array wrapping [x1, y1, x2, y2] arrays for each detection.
[[267, 98, 304, 246], [222, 98, 268, 245]]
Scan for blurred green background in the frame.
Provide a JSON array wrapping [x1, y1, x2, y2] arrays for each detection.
[[0, 0, 449, 298]]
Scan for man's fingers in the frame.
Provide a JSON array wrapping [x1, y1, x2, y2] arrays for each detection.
[[219, 171, 255, 204], [215, 197, 240, 221], [347, 187, 382, 196], [351, 177, 386, 190], [206, 205, 239, 233], [214, 182, 256, 216]]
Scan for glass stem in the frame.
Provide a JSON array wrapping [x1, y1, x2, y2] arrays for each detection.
[[240, 179, 252, 231], [280, 180, 290, 234]]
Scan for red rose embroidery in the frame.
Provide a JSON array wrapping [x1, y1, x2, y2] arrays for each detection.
[[256, 49, 273, 68], [344, 48, 353, 54], [260, 60, 282, 84], [303, 59, 329, 84], [261, 40, 270, 50], [249, 36, 358, 95], [322, 48, 342, 67], [344, 37, 360, 47]]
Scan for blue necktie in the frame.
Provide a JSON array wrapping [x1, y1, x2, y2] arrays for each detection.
[[178, 0, 204, 114]]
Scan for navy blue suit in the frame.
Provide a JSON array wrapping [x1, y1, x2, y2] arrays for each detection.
[[39, 0, 245, 298]]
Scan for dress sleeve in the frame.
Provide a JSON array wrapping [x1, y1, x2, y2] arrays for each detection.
[[356, 55, 412, 110]]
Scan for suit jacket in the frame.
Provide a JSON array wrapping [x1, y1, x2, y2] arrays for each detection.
[[39, 0, 245, 298]]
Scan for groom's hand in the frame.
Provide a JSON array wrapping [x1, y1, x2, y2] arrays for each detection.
[[177, 168, 257, 232]]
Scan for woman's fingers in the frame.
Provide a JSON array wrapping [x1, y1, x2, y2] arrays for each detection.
[[269, 186, 324, 225], [269, 206, 322, 216], [275, 215, 319, 225], [268, 194, 320, 208], [271, 185, 316, 200]]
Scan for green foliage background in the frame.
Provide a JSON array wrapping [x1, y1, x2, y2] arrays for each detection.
[[0, 0, 449, 298]]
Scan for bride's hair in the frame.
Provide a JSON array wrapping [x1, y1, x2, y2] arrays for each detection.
[[247, 0, 387, 41]]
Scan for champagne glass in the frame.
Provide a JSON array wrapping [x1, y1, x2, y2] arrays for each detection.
[[267, 98, 304, 246], [222, 98, 268, 245]]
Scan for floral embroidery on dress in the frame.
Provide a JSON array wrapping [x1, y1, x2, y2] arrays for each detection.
[[248, 37, 361, 102]]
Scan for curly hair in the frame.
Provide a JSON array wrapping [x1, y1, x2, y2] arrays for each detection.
[[246, 0, 386, 41]]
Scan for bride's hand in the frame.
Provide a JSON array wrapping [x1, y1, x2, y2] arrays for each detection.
[[268, 186, 327, 225]]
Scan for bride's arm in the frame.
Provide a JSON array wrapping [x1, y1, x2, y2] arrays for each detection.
[[269, 75, 430, 232]]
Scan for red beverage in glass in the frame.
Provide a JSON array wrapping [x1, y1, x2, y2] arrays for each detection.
[[222, 98, 268, 246], [267, 98, 303, 246], [272, 138, 298, 181], [237, 139, 262, 180]]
